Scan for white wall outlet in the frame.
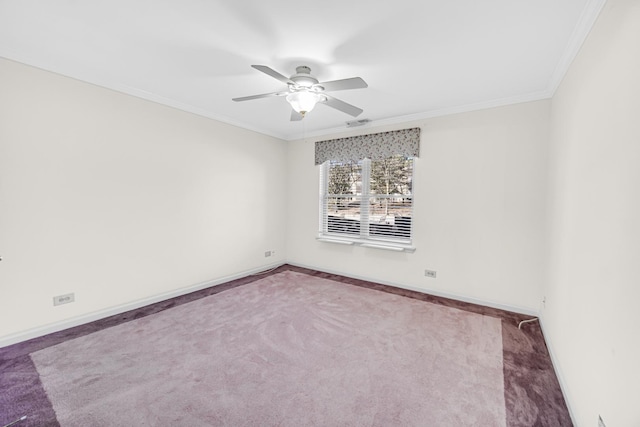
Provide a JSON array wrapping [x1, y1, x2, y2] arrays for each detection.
[[53, 293, 75, 306], [264, 250, 272, 257], [425, 270, 437, 278]]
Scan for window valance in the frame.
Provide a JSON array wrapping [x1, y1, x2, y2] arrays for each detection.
[[314, 127, 421, 165]]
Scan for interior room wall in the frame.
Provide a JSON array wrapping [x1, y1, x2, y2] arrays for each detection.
[[0, 58, 287, 343], [543, 0, 640, 425], [286, 100, 550, 314], [3, 3, 636, 422]]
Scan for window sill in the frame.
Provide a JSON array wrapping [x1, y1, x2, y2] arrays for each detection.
[[316, 236, 416, 253]]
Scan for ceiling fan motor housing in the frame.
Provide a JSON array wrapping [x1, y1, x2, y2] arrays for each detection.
[[291, 66, 319, 88]]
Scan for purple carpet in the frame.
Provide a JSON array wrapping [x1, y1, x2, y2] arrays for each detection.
[[0, 265, 572, 426]]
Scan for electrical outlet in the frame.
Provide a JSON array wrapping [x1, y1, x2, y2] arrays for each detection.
[[264, 251, 272, 257], [425, 270, 437, 278], [53, 293, 75, 306], [598, 415, 606, 427]]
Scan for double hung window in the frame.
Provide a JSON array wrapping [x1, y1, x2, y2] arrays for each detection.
[[316, 128, 420, 251]]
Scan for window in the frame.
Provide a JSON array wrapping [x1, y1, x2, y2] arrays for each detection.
[[319, 155, 415, 251], [315, 127, 420, 251]]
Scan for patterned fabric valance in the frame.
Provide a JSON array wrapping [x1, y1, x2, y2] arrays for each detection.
[[314, 127, 421, 165]]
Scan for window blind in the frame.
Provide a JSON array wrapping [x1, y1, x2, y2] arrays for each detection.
[[319, 157, 415, 248]]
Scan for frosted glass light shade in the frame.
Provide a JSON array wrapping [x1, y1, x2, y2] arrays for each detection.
[[286, 91, 322, 114]]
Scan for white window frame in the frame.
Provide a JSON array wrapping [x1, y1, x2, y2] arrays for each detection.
[[318, 157, 416, 252]]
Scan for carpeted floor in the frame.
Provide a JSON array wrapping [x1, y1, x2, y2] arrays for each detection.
[[0, 265, 572, 426]]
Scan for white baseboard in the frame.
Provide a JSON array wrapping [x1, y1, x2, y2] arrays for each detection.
[[288, 261, 539, 317], [538, 315, 577, 426], [0, 262, 285, 349], [1, 260, 537, 349]]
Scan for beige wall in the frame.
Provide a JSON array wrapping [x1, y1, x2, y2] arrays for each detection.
[[287, 100, 550, 313], [0, 58, 287, 342], [543, 0, 640, 425]]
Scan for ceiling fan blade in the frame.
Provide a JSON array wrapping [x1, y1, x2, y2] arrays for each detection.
[[318, 77, 368, 92], [290, 110, 304, 121], [252, 65, 294, 85], [232, 91, 288, 102], [322, 95, 363, 117]]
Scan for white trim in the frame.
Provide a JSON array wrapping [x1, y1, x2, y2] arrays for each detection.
[[288, 0, 606, 143], [0, 53, 288, 141], [359, 243, 405, 252], [1, 260, 537, 349], [1, 0, 605, 144], [289, 90, 553, 141], [0, 53, 549, 143], [546, 0, 608, 95], [316, 237, 355, 245], [538, 315, 578, 426], [316, 236, 416, 253], [0, 262, 284, 349], [288, 261, 538, 316]]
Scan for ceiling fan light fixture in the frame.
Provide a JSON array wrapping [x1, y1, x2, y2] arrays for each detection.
[[286, 91, 324, 115], [233, 65, 366, 120]]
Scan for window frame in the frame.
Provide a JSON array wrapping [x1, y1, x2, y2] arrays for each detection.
[[318, 156, 416, 252]]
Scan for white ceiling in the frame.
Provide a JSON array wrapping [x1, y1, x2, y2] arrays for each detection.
[[0, 0, 605, 141]]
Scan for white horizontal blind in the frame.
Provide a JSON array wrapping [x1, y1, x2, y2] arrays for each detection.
[[320, 156, 414, 244], [320, 159, 363, 237], [366, 195, 413, 240]]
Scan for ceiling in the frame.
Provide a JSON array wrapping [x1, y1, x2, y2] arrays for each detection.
[[0, 0, 605, 141]]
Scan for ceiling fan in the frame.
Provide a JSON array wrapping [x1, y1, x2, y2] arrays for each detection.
[[232, 65, 368, 121]]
